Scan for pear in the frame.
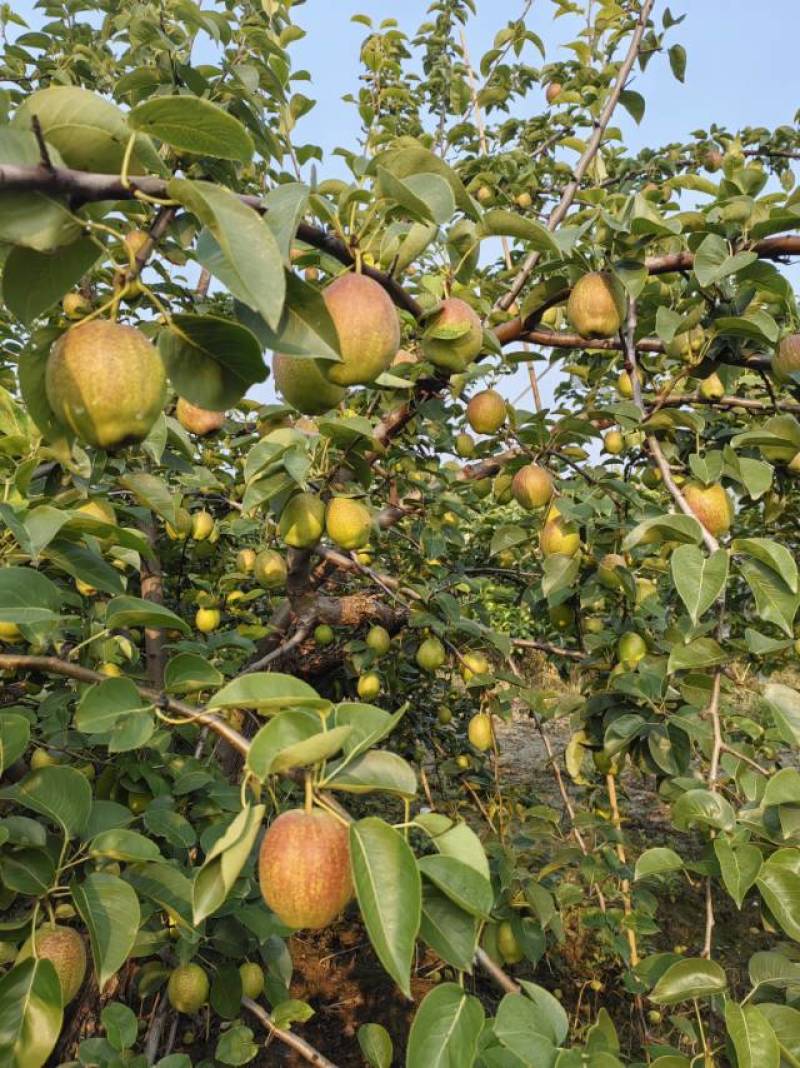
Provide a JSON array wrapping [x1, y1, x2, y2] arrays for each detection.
[[421, 298, 483, 372], [467, 390, 506, 435], [316, 274, 400, 386], [566, 272, 625, 338], [683, 481, 733, 537], [772, 334, 800, 383], [511, 464, 554, 509]]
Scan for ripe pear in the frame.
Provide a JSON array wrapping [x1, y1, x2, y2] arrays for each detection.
[[279, 493, 325, 548], [603, 430, 624, 455], [195, 607, 220, 633], [254, 549, 287, 590], [46, 321, 166, 449], [421, 298, 483, 372], [617, 371, 634, 399], [467, 390, 506, 435], [617, 631, 647, 669], [597, 553, 626, 589], [455, 432, 476, 458], [493, 473, 513, 504], [167, 963, 209, 1014], [325, 498, 372, 551], [273, 352, 346, 415], [366, 625, 391, 657], [511, 464, 554, 509], [461, 650, 490, 681], [236, 548, 256, 573], [17, 925, 86, 1004], [545, 82, 562, 104], [0, 621, 22, 642], [683, 481, 733, 537], [468, 712, 493, 751], [175, 397, 225, 436], [699, 373, 724, 399], [191, 511, 215, 541], [566, 272, 624, 338], [540, 516, 580, 557], [258, 808, 353, 929], [314, 624, 334, 646], [315, 274, 400, 387], [239, 962, 264, 1000], [416, 637, 446, 672], [62, 292, 91, 320], [772, 334, 800, 383], [515, 192, 533, 209], [357, 672, 381, 700]]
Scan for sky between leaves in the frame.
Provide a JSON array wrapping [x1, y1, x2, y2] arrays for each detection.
[[9, 0, 800, 410]]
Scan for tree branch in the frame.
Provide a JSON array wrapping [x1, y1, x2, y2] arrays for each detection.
[[243, 997, 340, 1068]]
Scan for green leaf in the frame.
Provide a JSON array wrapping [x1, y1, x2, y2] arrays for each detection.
[[118, 472, 177, 525], [129, 95, 253, 162], [323, 750, 418, 798], [667, 637, 726, 674], [358, 1023, 393, 1068], [634, 847, 684, 880], [208, 673, 329, 713], [405, 983, 484, 1068], [102, 1002, 138, 1052], [414, 813, 490, 881], [493, 993, 557, 1066], [419, 885, 479, 972], [88, 829, 162, 864], [247, 713, 351, 778], [749, 950, 800, 990], [377, 166, 455, 225], [672, 789, 735, 833], [757, 861, 800, 942], [715, 311, 778, 344], [714, 839, 762, 909], [10, 766, 91, 838], [269, 999, 314, 1030], [126, 863, 192, 929], [43, 539, 125, 597], [490, 524, 528, 557], [619, 89, 646, 124], [105, 596, 190, 635], [164, 653, 224, 694], [764, 684, 800, 746], [670, 546, 728, 624], [371, 138, 475, 219], [0, 566, 62, 625], [72, 872, 140, 989], [0, 714, 30, 776], [76, 677, 153, 735], [650, 958, 728, 1004], [234, 272, 341, 361], [0, 129, 81, 251], [215, 1024, 258, 1066], [262, 183, 310, 260], [168, 179, 285, 329], [476, 209, 559, 253], [193, 803, 265, 925], [725, 1002, 780, 1068], [764, 768, 800, 806], [623, 514, 703, 550], [417, 855, 493, 919], [668, 44, 687, 82], [740, 560, 799, 637], [334, 703, 405, 760], [143, 805, 196, 849], [350, 817, 421, 997], [159, 315, 266, 410], [517, 981, 569, 1045], [693, 233, 758, 288], [3, 238, 101, 325], [0, 958, 62, 1068], [732, 539, 798, 594], [759, 1005, 800, 1060]]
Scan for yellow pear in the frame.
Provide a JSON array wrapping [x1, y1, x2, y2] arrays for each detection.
[[279, 493, 325, 548], [325, 498, 372, 551], [683, 482, 733, 537], [566, 273, 625, 338], [511, 464, 554, 509], [467, 390, 506, 435]]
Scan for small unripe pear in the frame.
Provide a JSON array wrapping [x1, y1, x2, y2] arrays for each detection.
[[454, 432, 476, 457], [618, 631, 647, 669], [416, 637, 446, 672], [254, 549, 287, 590], [191, 511, 215, 541], [366, 625, 391, 657], [617, 371, 634, 399], [548, 604, 574, 631], [314, 624, 335, 646], [357, 672, 381, 700], [325, 498, 372, 551], [62, 292, 91, 320], [515, 192, 532, 209], [195, 607, 220, 633], [597, 553, 626, 589], [461, 650, 490, 681], [279, 493, 325, 548], [167, 963, 209, 1014], [421, 298, 483, 372]]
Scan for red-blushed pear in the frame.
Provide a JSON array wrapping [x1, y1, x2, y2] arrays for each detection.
[[258, 809, 353, 929], [772, 334, 800, 383], [566, 272, 625, 338], [467, 390, 506, 435], [421, 298, 483, 372], [511, 464, 554, 509], [273, 352, 346, 415], [175, 397, 226, 436], [45, 320, 166, 449], [683, 481, 734, 537], [316, 273, 400, 387]]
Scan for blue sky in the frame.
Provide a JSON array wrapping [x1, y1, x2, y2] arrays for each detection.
[[9, 1, 800, 410]]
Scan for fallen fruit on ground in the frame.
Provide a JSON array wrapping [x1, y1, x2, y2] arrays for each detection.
[[45, 320, 166, 449], [258, 808, 353, 929]]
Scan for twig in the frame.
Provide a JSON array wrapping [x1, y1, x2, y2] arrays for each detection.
[[243, 624, 312, 674], [143, 994, 169, 1065], [31, 115, 53, 170], [606, 772, 639, 966], [474, 948, 521, 994], [496, 0, 657, 310], [243, 997, 340, 1068]]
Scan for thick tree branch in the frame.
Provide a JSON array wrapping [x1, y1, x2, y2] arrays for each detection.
[[496, 0, 657, 311]]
